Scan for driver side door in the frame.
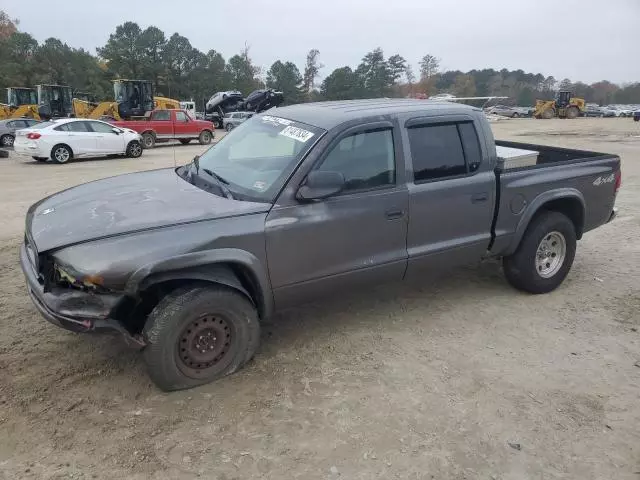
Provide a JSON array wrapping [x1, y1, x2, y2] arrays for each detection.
[[87, 121, 125, 154], [265, 122, 409, 308]]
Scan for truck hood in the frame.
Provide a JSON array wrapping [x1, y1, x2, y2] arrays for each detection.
[[26, 168, 270, 252]]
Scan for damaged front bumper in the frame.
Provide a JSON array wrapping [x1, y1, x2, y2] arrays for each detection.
[[20, 243, 144, 345]]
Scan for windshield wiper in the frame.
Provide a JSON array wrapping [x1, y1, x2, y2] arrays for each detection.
[[201, 167, 234, 199]]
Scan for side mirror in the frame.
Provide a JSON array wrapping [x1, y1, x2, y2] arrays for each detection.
[[297, 171, 345, 201], [111, 128, 121, 135]]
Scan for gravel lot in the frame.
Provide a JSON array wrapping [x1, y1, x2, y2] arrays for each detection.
[[0, 119, 639, 480]]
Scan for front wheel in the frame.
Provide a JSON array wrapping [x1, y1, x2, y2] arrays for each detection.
[[226, 124, 234, 132], [126, 140, 143, 158], [503, 211, 577, 294], [141, 132, 155, 149], [198, 130, 213, 145], [142, 285, 260, 391]]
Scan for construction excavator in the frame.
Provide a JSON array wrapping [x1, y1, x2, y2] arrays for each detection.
[[534, 90, 585, 119], [72, 79, 179, 120], [0, 87, 40, 119]]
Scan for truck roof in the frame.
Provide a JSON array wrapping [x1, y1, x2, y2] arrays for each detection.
[[269, 99, 480, 130]]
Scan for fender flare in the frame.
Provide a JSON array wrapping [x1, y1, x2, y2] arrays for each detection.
[[506, 188, 585, 256], [125, 248, 273, 318]]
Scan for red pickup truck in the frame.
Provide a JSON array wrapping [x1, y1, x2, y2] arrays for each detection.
[[111, 109, 215, 148]]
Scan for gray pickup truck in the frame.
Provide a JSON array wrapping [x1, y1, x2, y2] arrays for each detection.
[[20, 99, 621, 391]]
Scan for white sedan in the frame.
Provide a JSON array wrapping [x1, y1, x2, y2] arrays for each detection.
[[14, 118, 143, 164]]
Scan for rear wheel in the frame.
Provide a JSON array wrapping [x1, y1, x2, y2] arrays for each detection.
[[126, 140, 143, 158], [142, 285, 260, 391], [213, 119, 222, 129], [566, 106, 579, 119], [198, 130, 213, 145], [0, 134, 14, 147], [51, 144, 72, 164], [179, 139, 192, 145], [512, 112, 519, 118], [503, 211, 577, 294], [141, 132, 155, 149]]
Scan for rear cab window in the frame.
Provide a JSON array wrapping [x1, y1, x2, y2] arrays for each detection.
[[151, 111, 171, 121]]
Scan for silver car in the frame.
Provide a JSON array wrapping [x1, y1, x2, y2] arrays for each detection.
[[222, 111, 254, 132], [485, 105, 530, 118], [0, 118, 41, 147]]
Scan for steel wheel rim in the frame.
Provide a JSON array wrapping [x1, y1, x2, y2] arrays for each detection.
[[2, 136, 13, 146], [536, 231, 566, 278], [175, 314, 233, 377], [202, 132, 211, 142], [54, 147, 69, 162], [131, 143, 142, 156], [143, 136, 153, 147]]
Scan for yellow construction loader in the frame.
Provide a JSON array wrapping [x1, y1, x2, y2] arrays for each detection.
[[0, 87, 40, 120], [534, 90, 585, 119], [72, 79, 180, 120]]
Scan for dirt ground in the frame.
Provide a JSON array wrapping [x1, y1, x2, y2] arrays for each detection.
[[0, 119, 639, 480]]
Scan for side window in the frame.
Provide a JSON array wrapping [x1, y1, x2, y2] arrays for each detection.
[[88, 121, 115, 133], [54, 123, 70, 132], [408, 124, 466, 182], [175, 111, 188, 122], [66, 121, 91, 133], [152, 110, 171, 121], [458, 122, 482, 172], [6, 121, 16, 128], [317, 129, 395, 192]]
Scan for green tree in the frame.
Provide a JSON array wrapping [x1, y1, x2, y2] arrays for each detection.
[[419, 54, 439, 80], [355, 48, 393, 97], [266, 60, 303, 104], [0, 32, 39, 88], [35, 38, 74, 84], [321, 66, 362, 100], [161, 33, 196, 98], [138, 26, 166, 86], [0, 10, 18, 40], [225, 46, 261, 95], [558, 78, 572, 91], [97, 22, 145, 78]]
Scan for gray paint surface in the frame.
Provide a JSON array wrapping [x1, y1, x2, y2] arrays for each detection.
[[21, 99, 621, 333]]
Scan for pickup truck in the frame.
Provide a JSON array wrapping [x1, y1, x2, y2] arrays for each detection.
[[111, 109, 215, 148], [20, 99, 620, 391]]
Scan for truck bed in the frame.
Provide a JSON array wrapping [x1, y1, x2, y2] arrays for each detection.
[[491, 140, 620, 256], [495, 140, 612, 168]]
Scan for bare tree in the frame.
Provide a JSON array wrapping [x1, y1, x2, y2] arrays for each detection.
[[303, 49, 323, 96]]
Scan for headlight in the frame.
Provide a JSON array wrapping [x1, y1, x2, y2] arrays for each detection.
[[54, 262, 106, 291]]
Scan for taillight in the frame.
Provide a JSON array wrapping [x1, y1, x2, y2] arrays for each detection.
[[614, 169, 621, 194], [27, 132, 41, 140]]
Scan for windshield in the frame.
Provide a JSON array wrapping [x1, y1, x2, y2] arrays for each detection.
[[8, 88, 37, 106], [187, 115, 324, 201]]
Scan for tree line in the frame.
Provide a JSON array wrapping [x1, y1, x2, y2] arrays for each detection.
[[1, 11, 638, 109]]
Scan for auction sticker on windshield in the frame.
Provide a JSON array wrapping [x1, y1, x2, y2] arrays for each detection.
[[279, 125, 315, 143], [261, 115, 292, 126]]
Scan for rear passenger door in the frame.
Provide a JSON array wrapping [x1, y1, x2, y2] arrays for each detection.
[[64, 121, 96, 156], [403, 116, 496, 278]]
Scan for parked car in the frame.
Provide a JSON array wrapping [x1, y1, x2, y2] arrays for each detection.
[[110, 109, 215, 148], [222, 111, 254, 131], [20, 99, 621, 390], [485, 105, 530, 118], [0, 118, 40, 147], [583, 105, 604, 117], [601, 106, 626, 117], [14, 118, 143, 163]]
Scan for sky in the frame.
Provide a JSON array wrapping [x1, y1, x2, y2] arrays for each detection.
[[3, 0, 639, 84]]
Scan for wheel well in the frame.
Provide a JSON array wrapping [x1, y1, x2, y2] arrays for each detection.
[[201, 129, 213, 136], [120, 263, 266, 334], [141, 130, 155, 137], [539, 198, 584, 239]]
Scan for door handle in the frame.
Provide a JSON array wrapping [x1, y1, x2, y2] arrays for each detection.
[[385, 208, 404, 220], [471, 193, 488, 203]]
